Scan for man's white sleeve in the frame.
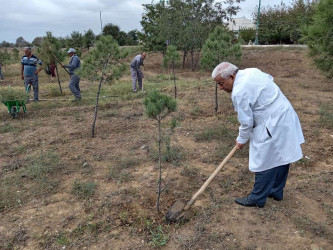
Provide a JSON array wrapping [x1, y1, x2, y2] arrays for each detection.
[[233, 93, 254, 144]]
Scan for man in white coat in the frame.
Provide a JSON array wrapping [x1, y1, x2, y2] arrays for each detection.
[[212, 62, 304, 208]]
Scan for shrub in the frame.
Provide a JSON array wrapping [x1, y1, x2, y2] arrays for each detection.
[[0, 87, 28, 102]]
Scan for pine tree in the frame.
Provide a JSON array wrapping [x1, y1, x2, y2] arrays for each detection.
[[79, 35, 127, 138], [163, 45, 180, 98], [200, 26, 242, 71], [143, 90, 177, 213], [302, 0, 333, 78], [200, 26, 242, 112], [38, 32, 65, 93], [83, 29, 95, 50]]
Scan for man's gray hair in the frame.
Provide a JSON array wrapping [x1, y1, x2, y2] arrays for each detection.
[[211, 62, 238, 79], [23, 46, 31, 51]]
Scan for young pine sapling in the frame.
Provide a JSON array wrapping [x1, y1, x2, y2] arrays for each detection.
[[144, 90, 177, 213], [79, 35, 127, 138], [163, 45, 180, 98], [200, 26, 242, 112]]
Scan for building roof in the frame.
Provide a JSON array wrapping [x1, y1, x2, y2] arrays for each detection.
[[228, 17, 255, 31]]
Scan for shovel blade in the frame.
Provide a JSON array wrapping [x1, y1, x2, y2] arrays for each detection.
[[175, 210, 195, 222], [166, 200, 186, 223]]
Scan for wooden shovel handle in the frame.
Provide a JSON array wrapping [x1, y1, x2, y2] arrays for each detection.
[[183, 145, 237, 211]]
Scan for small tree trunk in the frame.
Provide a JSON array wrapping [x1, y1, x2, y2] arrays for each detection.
[[172, 61, 177, 99], [215, 82, 218, 113], [55, 64, 63, 94], [91, 75, 104, 138], [156, 118, 162, 213], [91, 57, 110, 138]]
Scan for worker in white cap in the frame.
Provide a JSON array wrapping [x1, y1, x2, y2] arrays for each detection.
[[62, 48, 81, 101]]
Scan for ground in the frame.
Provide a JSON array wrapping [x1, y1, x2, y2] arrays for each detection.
[[0, 47, 332, 250]]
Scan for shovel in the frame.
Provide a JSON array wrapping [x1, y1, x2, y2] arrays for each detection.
[[166, 145, 237, 223]]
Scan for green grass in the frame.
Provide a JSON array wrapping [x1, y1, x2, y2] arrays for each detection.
[[20, 151, 63, 196], [293, 216, 331, 238], [190, 106, 201, 117], [72, 221, 111, 238], [72, 179, 96, 200], [147, 224, 169, 247], [170, 116, 179, 131], [146, 73, 172, 83], [294, 157, 312, 167], [194, 125, 236, 142], [181, 164, 199, 179], [107, 156, 143, 182], [0, 122, 28, 135], [11, 144, 28, 155], [226, 114, 239, 125], [0, 87, 28, 102], [107, 165, 133, 183], [322, 203, 333, 220], [101, 109, 119, 118], [56, 233, 70, 246], [149, 140, 185, 166], [319, 103, 333, 129], [0, 176, 21, 211], [48, 86, 64, 97], [22, 152, 62, 179], [119, 211, 129, 223]]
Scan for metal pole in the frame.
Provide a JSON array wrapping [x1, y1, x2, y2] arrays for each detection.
[[100, 11, 103, 33], [254, 0, 261, 45]]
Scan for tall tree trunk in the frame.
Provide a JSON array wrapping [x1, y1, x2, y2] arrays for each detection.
[[182, 51, 187, 69], [156, 118, 162, 213], [190, 48, 195, 71], [55, 64, 63, 94], [172, 61, 177, 99]]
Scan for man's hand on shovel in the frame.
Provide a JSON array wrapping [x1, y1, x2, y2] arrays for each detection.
[[236, 141, 245, 150]]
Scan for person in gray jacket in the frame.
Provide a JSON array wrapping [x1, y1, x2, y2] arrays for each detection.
[[0, 63, 4, 81], [130, 52, 146, 92], [62, 48, 81, 101]]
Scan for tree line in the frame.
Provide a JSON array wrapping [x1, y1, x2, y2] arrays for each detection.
[[238, 0, 318, 45], [0, 23, 139, 50], [0, 0, 331, 77], [139, 0, 244, 71]]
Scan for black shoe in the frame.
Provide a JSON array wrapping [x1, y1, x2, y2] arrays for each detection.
[[268, 194, 282, 201], [235, 196, 264, 208]]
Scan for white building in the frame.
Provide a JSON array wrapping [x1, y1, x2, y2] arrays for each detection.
[[228, 17, 255, 32]]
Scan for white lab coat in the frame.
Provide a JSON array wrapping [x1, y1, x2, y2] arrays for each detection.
[[232, 68, 305, 172]]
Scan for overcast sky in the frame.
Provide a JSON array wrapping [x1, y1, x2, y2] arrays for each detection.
[[0, 0, 294, 44]]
